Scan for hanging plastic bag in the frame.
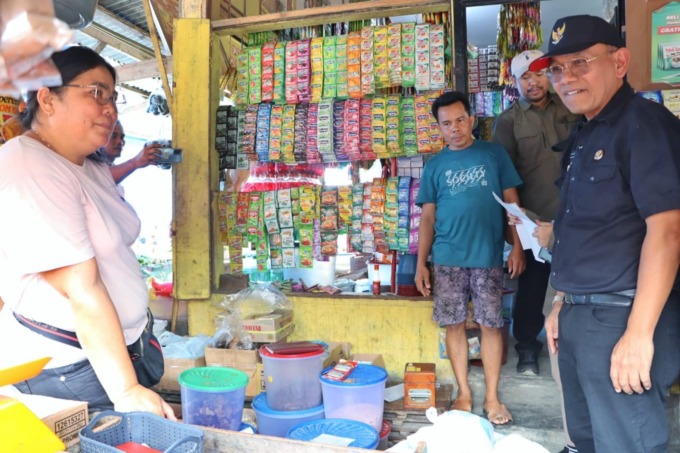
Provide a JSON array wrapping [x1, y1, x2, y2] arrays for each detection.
[[147, 84, 170, 116]]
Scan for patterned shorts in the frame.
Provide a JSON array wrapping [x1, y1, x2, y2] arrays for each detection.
[[432, 264, 504, 328]]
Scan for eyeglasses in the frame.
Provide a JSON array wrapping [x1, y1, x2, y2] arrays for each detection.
[[547, 51, 616, 82], [62, 83, 119, 106]]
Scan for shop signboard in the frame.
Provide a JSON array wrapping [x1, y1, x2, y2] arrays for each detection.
[[651, 2, 680, 84]]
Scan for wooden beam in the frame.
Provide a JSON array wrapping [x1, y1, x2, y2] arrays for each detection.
[[84, 22, 155, 60], [116, 57, 173, 82], [212, 0, 449, 36], [181, 0, 209, 19], [142, 0, 173, 114], [119, 83, 151, 97], [93, 41, 107, 54]]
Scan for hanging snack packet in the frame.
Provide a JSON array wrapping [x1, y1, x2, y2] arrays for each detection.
[[386, 94, 402, 156], [415, 24, 430, 91], [401, 96, 418, 156], [248, 46, 262, 104], [285, 41, 298, 104], [306, 102, 321, 163], [268, 104, 283, 161], [415, 94, 432, 154], [387, 23, 402, 87], [360, 27, 375, 96], [347, 31, 362, 99], [317, 98, 335, 162], [333, 100, 346, 161], [236, 50, 249, 107], [294, 103, 308, 162], [401, 23, 416, 88], [371, 96, 388, 158], [322, 36, 337, 99], [359, 98, 374, 160], [261, 42, 275, 102], [296, 39, 311, 103], [310, 37, 324, 103], [273, 42, 286, 104], [256, 103, 272, 161], [335, 34, 348, 99], [429, 24, 446, 90], [344, 98, 361, 161], [280, 104, 296, 163], [373, 26, 389, 89]]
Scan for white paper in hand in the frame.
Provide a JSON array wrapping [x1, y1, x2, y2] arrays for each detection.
[[492, 192, 544, 263]]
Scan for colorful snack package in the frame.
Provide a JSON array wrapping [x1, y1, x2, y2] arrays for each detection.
[[277, 188, 292, 207], [321, 187, 338, 206], [347, 31, 362, 99], [360, 26, 375, 96], [261, 42, 275, 102], [415, 24, 430, 91], [285, 41, 298, 104], [372, 96, 388, 158], [281, 228, 295, 248], [320, 206, 338, 231], [401, 22, 416, 88], [273, 42, 286, 104], [278, 207, 294, 228], [306, 102, 321, 163], [387, 23, 402, 87], [401, 96, 418, 156], [236, 50, 249, 107], [268, 104, 283, 161], [297, 39, 311, 103], [299, 247, 314, 268], [294, 103, 308, 162], [282, 247, 296, 268], [248, 46, 262, 104], [299, 227, 314, 247], [415, 94, 432, 154], [310, 37, 324, 103], [256, 103, 272, 161], [386, 94, 402, 156], [323, 36, 337, 99], [270, 248, 283, 269], [335, 34, 348, 99], [280, 104, 296, 163], [429, 24, 446, 90], [320, 231, 338, 256], [373, 25, 389, 89]]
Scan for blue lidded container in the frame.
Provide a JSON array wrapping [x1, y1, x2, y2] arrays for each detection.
[[320, 364, 388, 432], [286, 418, 379, 449], [252, 393, 324, 438]]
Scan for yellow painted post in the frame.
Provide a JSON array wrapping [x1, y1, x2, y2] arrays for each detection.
[[172, 19, 214, 299]]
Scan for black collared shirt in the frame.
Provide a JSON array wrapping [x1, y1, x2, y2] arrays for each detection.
[[551, 82, 680, 294]]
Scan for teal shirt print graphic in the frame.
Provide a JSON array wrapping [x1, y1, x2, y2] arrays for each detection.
[[446, 165, 488, 195], [417, 141, 522, 268]]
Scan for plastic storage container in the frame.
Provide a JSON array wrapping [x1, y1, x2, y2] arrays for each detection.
[[252, 393, 324, 437], [79, 410, 203, 453], [178, 367, 248, 431], [377, 420, 391, 450], [320, 364, 388, 432], [259, 343, 325, 411], [286, 419, 379, 450]]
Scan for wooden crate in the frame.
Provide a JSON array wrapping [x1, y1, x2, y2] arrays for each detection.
[[383, 383, 452, 445]]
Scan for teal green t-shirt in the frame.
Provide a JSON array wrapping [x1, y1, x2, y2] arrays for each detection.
[[416, 141, 522, 268]]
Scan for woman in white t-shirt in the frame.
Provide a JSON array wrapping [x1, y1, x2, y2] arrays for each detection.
[[0, 46, 174, 419]]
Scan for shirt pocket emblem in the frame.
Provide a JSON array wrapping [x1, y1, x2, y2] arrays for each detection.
[[593, 149, 605, 161]]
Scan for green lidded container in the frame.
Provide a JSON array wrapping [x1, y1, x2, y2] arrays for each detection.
[[179, 367, 249, 431]]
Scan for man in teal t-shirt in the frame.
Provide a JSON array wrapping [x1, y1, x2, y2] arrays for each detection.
[[415, 91, 524, 427]]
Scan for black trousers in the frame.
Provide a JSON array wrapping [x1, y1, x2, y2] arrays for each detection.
[[559, 291, 680, 453], [513, 250, 551, 349]]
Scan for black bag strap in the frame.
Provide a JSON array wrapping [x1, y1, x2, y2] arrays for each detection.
[[13, 312, 81, 349]]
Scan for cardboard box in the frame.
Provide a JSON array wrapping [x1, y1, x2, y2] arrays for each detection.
[[242, 310, 293, 332], [0, 392, 88, 448], [154, 356, 206, 392], [248, 322, 295, 343], [324, 341, 352, 368], [351, 353, 386, 369], [404, 362, 436, 409], [204, 347, 263, 398]]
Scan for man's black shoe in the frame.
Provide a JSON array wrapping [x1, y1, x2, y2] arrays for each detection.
[[516, 348, 539, 375]]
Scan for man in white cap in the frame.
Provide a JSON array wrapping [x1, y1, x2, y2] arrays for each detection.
[[493, 49, 580, 377]]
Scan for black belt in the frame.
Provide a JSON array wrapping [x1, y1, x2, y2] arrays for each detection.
[[564, 290, 635, 308]]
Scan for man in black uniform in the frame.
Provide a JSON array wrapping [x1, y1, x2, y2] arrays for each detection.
[[530, 15, 680, 453]]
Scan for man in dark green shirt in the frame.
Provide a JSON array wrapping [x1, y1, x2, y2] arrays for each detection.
[[493, 49, 581, 453]]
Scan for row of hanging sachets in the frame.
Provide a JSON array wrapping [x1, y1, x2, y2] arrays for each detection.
[[235, 92, 445, 168], [234, 23, 447, 107]]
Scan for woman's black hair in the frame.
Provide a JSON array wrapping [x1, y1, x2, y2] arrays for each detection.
[[19, 46, 117, 130]]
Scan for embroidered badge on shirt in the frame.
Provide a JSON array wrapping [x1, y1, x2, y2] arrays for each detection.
[[593, 149, 604, 161]]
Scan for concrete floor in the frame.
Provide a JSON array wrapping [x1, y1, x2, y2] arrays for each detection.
[[460, 337, 680, 452]]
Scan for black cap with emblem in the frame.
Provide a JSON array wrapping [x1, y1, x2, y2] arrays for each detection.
[[529, 15, 624, 71]]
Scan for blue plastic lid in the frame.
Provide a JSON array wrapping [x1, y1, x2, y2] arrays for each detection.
[[320, 363, 388, 387], [252, 393, 324, 417], [286, 418, 379, 449]]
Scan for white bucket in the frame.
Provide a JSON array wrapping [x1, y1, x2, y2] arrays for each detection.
[[283, 255, 337, 287]]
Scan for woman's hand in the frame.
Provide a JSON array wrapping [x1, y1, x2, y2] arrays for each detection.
[[114, 384, 177, 420]]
